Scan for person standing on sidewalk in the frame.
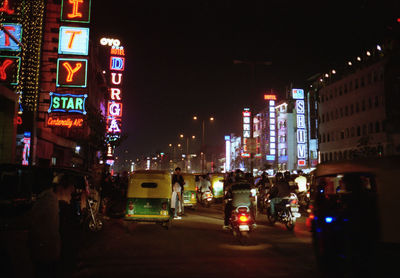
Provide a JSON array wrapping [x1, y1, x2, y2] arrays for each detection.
[[171, 182, 182, 219], [172, 167, 185, 215]]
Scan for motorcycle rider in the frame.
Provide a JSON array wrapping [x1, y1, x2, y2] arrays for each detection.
[[269, 172, 291, 217], [198, 175, 212, 202], [294, 170, 307, 193], [256, 172, 270, 211], [223, 170, 255, 229]]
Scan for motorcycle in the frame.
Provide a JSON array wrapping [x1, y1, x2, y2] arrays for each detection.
[[297, 190, 310, 212], [229, 205, 254, 240], [199, 189, 213, 207], [266, 193, 301, 231]]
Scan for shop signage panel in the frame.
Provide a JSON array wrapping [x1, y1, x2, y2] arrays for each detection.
[[56, 58, 87, 87], [0, 23, 22, 51], [107, 118, 122, 134], [48, 92, 87, 114], [292, 88, 304, 100], [47, 116, 84, 128], [61, 0, 91, 23], [58, 26, 89, 55], [107, 101, 123, 118], [0, 55, 20, 85], [110, 56, 125, 71]]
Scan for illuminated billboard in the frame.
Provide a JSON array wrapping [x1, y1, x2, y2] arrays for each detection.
[[0, 23, 22, 51], [61, 0, 91, 23], [110, 56, 125, 71], [269, 98, 276, 158], [292, 88, 304, 100], [242, 108, 251, 157], [107, 118, 122, 134], [47, 116, 84, 128], [56, 58, 87, 87], [58, 26, 89, 55], [295, 92, 307, 167], [48, 92, 87, 114], [0, 55, 21, 85], [107, 101, 123, 117]]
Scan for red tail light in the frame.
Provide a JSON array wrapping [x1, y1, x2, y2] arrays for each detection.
[[290, 199, 298, 205], [239, 214, 249, 222], [238, 207, 248, 213], [191, 193, 195, 200]]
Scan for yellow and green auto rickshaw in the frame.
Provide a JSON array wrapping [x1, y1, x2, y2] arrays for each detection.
[[211, 173, 225, 200], [182, 173, 197, 209], [124, 170, 172, 228]]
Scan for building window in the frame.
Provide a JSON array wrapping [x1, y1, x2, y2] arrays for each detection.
[[351, 127, 355, 137], [355, 79, 359, 89], [321, 94, 324, 103], [334, 152, 337, 160], [349, 80, 353, 91], [340, 108, 343, 118], [326, 113, 329, 122], [344, 150, 348, 159], [375, 96, 379, 107], [375, 122, 380, 133], [329, 152, 333, 161], [341, 130, 344, 140], [368, 97, 372, 109], [345, 106, 348, 116], [323, 133, 326, 143], [339, 86, 342, 96], [362, 124, 367, 136], [357, 126, 361, 136], [368, 123, 373, 134], [361, 77, 365, 87], [344, 84, 348, 94], [356, 102, 360, 113], [327, 134, 330, 142], [350, 104, 354, 115], [331, 132, 335, 142], [362, 100, 366, 111], [335, 109, 338, 119], [322, 114, 325, 123], [331, 111, 334, 120], [345, 128, 349, 138]]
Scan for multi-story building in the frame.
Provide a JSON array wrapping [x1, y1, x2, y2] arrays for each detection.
[[317, 43, 400, 162]]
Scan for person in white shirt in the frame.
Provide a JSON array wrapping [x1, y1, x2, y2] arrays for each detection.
[[294, 170, 308, 193], [171, 182, 182, 219]]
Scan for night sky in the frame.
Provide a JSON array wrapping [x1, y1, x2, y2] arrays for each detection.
[[91, 0, 399, 159]]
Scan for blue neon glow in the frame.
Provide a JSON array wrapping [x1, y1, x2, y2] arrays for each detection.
[[325, 217, 333, 223], [58, 26, 89, 55], [0, 24, 22, 51], [110, 56, 125, 71], [48, 92, 88, 114]]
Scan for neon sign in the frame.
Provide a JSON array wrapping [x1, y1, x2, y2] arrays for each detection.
[[110, 56, 125, 71], [268, 98, 276, 158], [242, 108, 251, 157], [107, 118, 121, 133], [0, 23, 22, 51], [264, 94, 277, 100], [61, 0, 91, 23], [107, 101, 122, 117], [56, 58, 87, 87], [58, 26, 89, 55], [225, 135, 231, 172], [22, 131, 31, 166], [100, 37, 121, 47], [110, 88, 121, 100], [293, 89, 307, 167], [0, 55, 20, 85], [111, 72, 122, 85], [110, 46, 125, 56], [0, 0, 15, 15], [48, 92, 87, 114], [47, 116, 84, 128]]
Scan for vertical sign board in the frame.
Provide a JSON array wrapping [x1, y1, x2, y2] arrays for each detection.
[[0, 55, 20, 85], [58, 26, 89, 55], [225, 135, 231, 172], [61, 0, 91, 23], [265, 95, 277, 161], [293, 89, 307, 167], [0, 23, 22, 51], [22, 131, 31, 165], [56, 58, 88, 87], [242, 108, 251, 157]]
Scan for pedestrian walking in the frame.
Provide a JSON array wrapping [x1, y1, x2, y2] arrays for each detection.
[[171, 182, 182, 219], [172, 167, 185, 215]]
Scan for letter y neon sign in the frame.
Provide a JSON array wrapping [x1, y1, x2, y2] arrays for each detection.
[[62, 62, 82, 82]]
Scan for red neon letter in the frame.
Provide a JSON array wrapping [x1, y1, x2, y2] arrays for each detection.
[[110, 88, 121, 100], [2, 26, 16, 46], [62, 62, 82, 82], [65, 30, 82, 49], [0, 59, 13, 80], [0, 0, 14, 15], [67, 0, 84, 18]]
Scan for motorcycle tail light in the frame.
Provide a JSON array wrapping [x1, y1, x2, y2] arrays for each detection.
[[290, 199, 298, 205], [238, 207, 248, 213], [239, 214, 249, 222]]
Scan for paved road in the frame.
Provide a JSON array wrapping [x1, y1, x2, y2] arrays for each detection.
[[73, 204, 318, 278]]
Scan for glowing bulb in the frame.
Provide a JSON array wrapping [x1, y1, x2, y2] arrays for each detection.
[[331, 69, 336, 74], [377, 45, 382, 51], [324, 73, 329, 78], [348, 61, 352, 66], [357, 56, 361, 61], [210, 117, 214, 121], [366, 51, 371, 56], [193, 116, 198, 120]]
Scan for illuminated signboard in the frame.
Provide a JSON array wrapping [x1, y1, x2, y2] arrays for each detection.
[[22, 131, 30, 166], [107, 118, 121, 134], [0, 23, 22, 51], [242, 108, 251, 157], [58, 26, 89, 55], [56, 58, 87, 87], [100, 37, 121, 47], [264, 94, 277, 100], [225, 135, 231, 172], [107, 101, 123, 117], [61, 0, 91, 23], [47, 116, 84, 128], [110, 56, 125, 71], [0, 55, 20, 85], [292, 88, 304, 100], [0, 0, 16, 15], [269, 98, 276, 158], [110, 46, 125, 56], [294, 89, 307, 167], [48, 92, 87, 114], [111, 72, 122, 85]]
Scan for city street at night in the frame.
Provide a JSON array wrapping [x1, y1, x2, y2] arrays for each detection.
[[73, 205, 316, 278]]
